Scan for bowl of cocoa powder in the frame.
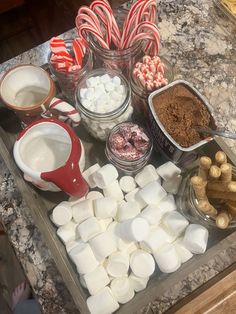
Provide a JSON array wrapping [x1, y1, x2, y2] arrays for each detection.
[[148, 80, 216, 164]]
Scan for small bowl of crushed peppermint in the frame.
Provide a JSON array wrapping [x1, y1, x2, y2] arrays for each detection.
[[105, 122, 153, 175]]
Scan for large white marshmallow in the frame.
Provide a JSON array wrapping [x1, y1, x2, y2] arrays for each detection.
[[173, 238, 193, 263], [77, 217, 101, 242], [51, 201, 72, 226], [137, 181, 167, 205], [125, 188, 139, 202], [156, 162, 181, 181], [86, 191, 104, 201], [65, 240, 82, 253], [156, 194, 177, 215], [83, 265, 110, 295], [56, 220, 78, 245], [69, 242, 99, 274], [125, 188, 146, 210], [129, 272, 149, 292], [139, 204, 162, 225], [94, 197, 117, 219], [135, 164, 160, 188], [130, 249, 155, 277], [140, 226, 173, 253], [89, 231, 117, 261], [162, 175, 182, 195], [119, 176, 136, 193], [106, 251, 129, 277], [162, 211, 189, 238], [98, 218, 113, 232], [68, 196, 86, 205], [72, 199, 94, 224], [87, 287, 119, 314], [119, 217, 150, 242], [154, 243, 181, 273], [117, 201, 140, 222], [103, 180, 124, 202], [82, 163, 101, 188], [110, 277, 135, 304], [93, 164, 118, 188], [183, 224, 209, 254]]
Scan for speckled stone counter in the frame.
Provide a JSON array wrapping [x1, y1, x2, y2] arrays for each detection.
[[0, 1, 236, 314]]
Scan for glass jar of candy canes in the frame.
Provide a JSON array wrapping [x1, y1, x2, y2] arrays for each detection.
[[75, 68, 133, 141], [88, 35, 144, 79], [105, 122, 153, 175], [48, 39, 93, 104], [130, 55, 174, 123]]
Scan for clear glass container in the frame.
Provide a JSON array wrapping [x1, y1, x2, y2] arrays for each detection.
[[176, 167, 236, 229], [105, 122, 153, 175], [48, 39, 93, 104], [75, 68, 133, 141], [88, 35, 144, 79], [130, 56, 174, 121]]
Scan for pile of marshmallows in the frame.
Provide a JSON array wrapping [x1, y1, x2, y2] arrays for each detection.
[[51, 162, 209, 314], [78, 73, 133, 140]]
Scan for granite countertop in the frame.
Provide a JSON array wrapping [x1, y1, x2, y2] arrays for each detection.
[[0, 1, 236, 314]]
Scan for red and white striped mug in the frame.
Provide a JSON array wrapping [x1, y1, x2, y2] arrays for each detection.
[[0, 64, 80, 126]]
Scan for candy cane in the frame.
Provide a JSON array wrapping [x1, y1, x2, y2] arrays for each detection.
[[78, 25, 109, 49], [77, 6, 103, 33], [49, 98, 81, 126]]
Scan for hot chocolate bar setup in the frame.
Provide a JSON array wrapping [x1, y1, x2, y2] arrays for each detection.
[[0, 0, 236, 314]]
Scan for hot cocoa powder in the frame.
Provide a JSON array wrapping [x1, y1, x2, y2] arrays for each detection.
[[153, 84, 213, 148]]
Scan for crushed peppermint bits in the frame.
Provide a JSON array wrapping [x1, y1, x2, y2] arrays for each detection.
[[109, 123, 151, 161]]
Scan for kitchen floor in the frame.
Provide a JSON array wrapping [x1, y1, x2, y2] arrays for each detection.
[[0, 0, 91, 63]]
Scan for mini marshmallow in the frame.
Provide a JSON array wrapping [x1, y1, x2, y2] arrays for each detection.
[[156, 194, 177, 215], [104, 81, 115, 92], [119, 176, 136, 193], [162, 175, 182, 195], [103, 180, 124, 202], [117, 201, 140, 222], [135, 164, 160, 188], [119, 217, 150, 242], [57, 220, 78, 245], [100, 74, 111, 84], [98, 218, 113, 232], [77, 217, 101, 242], [183, 224, 209, 254], [137, 181, 167, 205], [129, 272, 149, 292], [83, 265, 110, 295], [89, 231, 117, 262], [86, 76, 99, 88], [87, 287, 119, 314], [156, 162, 181, 181], [139, 204, 162, 225], [162, 211, 189, 238], [106, 251, 129, 277], [51, 201, 72, 226], [86, 191, 104, 200], [112, 75, 121, 85], [140, 226, 173, 253], [94, 197, 117, 219], [110, 277, 135, 304], [72, 199, 94, 224], [154, 243, 181, 273], [93, 164, 118, 188], [82, 163, 101, 188], [174, 238, 193, 263], [80, 87, 87, 98], [69, 242, 99, 274], [85, 87, 95, 100], [130, 249, 155, 277]]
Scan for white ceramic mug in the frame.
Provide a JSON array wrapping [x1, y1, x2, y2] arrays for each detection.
[[13, 118, 88, 197], [0, 64, 81, 126]]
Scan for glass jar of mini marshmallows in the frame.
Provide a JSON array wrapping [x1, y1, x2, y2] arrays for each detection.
[[75, 68, 133, 141]]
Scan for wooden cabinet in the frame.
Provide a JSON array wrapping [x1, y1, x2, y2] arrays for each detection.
[[0, 0, 25, 14]]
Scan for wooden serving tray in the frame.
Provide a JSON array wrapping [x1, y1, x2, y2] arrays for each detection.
[[0, 88, 236, 313]]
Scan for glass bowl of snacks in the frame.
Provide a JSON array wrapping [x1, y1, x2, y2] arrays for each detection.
[[130, 55, 174, 120], [105, 122, 153, 175], [177, 150, 236, 229]]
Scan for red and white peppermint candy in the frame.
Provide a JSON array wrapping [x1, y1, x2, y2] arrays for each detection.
[[49, 98, 81, 126]]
